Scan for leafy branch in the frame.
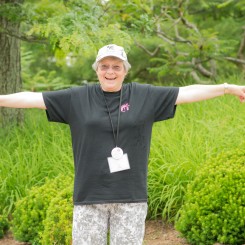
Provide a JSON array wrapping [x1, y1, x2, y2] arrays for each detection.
[[132, 0, 245, 82], [0, 27, 48, 44]]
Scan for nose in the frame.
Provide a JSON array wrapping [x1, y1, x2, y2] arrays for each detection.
[[106, 67, 115, 74]]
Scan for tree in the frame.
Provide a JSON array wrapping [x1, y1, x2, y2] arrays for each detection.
[[0, 0, 24, 127], [108, 0, 245, 82], [0, 0, 132, 126]]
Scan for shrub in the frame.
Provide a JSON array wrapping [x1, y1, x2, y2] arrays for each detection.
[[41, 185, 73, 245], [12, 174, 72, 243], [175, 149, 245, 245], [0, 215, 9, 239]]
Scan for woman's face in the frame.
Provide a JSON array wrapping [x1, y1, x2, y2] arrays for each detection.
[[96, 57, 127, 92]]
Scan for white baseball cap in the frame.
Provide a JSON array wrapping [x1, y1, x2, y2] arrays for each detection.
[[92, 44, 131, 71]]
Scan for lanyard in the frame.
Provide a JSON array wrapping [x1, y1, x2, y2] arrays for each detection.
[[101, 87, 123, 148]]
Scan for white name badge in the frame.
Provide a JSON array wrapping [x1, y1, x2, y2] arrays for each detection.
[[107, 153, 130, 173]]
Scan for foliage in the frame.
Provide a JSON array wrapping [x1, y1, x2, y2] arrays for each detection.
[[108, 0, 245, 82], [0, 215, 9, 239], [12, 174, 72, 243], [187, 0, 245, 19], [175, 149, 245, 245], [1, 0, 245, 90], [147, 157, 190, 222], [147, 79, 245, 221], [17, 0, 133, 90], [21, 47, 70, 92], [23, 0, 132, 56], [3, 0, 243, 88], [23, 68, 72, 92], [41, 185, 73, 245], [3, 0, 244, 88], [126, 38, 165, 84], [21, 44, 96, 91], [0, 110, 73, 216]]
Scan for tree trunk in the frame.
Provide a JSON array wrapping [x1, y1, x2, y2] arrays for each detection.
[[237, 26, 245, 71], [0, 0, 24, 127]]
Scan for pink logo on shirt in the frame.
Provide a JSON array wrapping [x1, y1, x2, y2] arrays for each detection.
[[121, 103, 130, 112]]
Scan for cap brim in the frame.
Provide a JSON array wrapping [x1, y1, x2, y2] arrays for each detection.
[[92, 54, 129, 71]]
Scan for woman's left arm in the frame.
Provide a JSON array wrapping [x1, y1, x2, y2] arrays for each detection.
[[176, 83, 245, 105]]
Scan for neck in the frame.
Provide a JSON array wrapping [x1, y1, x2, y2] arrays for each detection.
[[100, 85, 122, 92]]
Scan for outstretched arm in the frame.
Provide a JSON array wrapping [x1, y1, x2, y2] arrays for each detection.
[[176, 83, 245, 105], [0, 92, 46, 109]]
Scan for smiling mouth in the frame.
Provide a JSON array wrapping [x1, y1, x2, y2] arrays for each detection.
[[105, 77, 116, 80]]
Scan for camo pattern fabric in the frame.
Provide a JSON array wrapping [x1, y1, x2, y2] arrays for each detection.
[[72, 202, 148, 245]]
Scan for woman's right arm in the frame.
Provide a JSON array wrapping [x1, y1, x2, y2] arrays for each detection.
[[0, 92, 46, 109]]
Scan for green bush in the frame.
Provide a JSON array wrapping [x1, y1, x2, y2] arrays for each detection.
[[0, 215, 9, 238], [175, 149, 245, 245], [12, 174, 72, 243], [41, 185, 73, 245], [0, 109, 73, 217]]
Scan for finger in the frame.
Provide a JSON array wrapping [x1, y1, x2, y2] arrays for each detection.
[[239, 96, 245, 103]]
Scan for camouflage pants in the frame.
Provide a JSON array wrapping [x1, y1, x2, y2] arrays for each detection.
[[72, 202, 148, 245]]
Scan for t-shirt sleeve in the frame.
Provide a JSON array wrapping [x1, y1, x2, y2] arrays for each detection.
[[150, 85, 179, 122], [42, 89, 72, 124]]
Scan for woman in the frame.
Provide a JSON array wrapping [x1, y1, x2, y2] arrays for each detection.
[[0, 44, 245, 245]]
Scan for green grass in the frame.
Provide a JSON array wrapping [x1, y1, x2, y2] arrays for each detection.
[[0, 110, 73, 215], [148, 95, 245, 221], [0, 91, 244, 222]]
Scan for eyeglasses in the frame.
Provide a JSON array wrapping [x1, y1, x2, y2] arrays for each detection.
[[98, 65, 123, 72]]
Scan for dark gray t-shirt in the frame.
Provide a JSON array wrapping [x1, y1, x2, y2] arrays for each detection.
[[43, 82, 179, 205]]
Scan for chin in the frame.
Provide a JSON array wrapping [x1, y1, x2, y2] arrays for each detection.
[[104, 87, 117, 92], [101, 82, 122, 92]]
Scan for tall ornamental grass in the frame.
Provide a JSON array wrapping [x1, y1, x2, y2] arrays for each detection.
[[0, 109, 73, 215], [148, 94, 245, 221]]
